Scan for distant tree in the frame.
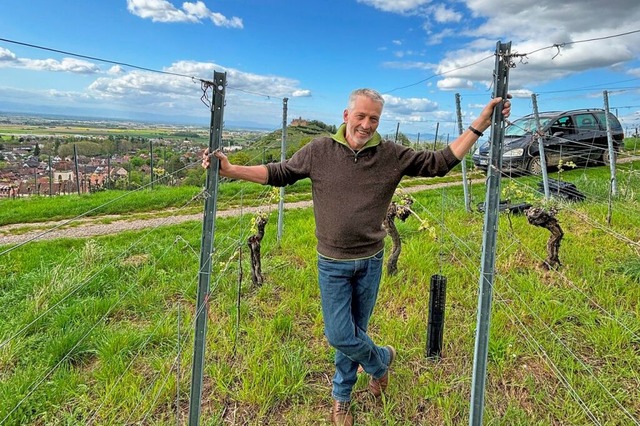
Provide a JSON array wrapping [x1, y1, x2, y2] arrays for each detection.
[[166, 155, 187, 178], [308, 119, 336, 133], [34, 143, 41, 157], [395, 132, 411, 147], [58, 141, 104, 158], [114, 138, 131, 154], [298, 136, 314, 149], [171, 131, 199, 138], [286, 136, 314, 158], [114, 178, 128, 190], [182, 167, 206, 187], [130, 156, 145, 168], [128, 170, 144, 188], [58, 144, 73, 158], [228, 151, 252, 166]]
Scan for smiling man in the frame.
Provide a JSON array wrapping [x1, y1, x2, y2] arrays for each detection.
[[204, 88, 510, 425], [343, 90, 382, 150]]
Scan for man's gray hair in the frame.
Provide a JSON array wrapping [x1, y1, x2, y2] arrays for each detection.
[[348, 88, 385, 111]]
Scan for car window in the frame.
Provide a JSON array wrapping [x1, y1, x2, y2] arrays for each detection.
[[594, 111, 623, 131], [575, 113, 598, 131], [549, 116, 575, 135], [505, 117, 553, 136]]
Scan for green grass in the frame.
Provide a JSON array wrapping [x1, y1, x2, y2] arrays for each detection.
[[0, 181, 280, 227], [0, 168, 485, 228], [624, 137, 640, 153], [1, 163, 639, 424], [0, 185, 202, 226]]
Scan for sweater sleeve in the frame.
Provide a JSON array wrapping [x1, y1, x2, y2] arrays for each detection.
[[264, 139, 314, 186], [397, 144, 461, 177]]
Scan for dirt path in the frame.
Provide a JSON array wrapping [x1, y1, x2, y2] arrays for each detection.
[[5, 152, 639, 247], [0, 178, 488, 246]]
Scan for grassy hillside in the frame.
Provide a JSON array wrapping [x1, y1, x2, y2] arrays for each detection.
[[1, 162, 639, 424], [228, 121, 335, 166], [252, 121, 336, 150]]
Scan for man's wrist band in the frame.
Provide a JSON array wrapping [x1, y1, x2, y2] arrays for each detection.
[[468, 126, 483, 137]]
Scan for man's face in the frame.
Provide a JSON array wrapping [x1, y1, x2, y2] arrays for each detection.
[[343, 95, 382, 150]]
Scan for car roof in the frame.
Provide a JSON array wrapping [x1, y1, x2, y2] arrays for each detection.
[[518, 108, 607, 120]]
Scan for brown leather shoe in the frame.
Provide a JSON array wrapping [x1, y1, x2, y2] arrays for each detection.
[[369, 345, 396, 397], [331, 399, 353, 426]]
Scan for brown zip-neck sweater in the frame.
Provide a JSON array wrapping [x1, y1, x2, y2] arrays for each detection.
[[265, 124, 460, 259]]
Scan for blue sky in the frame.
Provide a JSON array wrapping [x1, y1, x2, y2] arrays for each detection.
[[1, 0, 640, 137]]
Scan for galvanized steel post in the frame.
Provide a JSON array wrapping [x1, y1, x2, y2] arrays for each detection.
[[469, 41, 511, 426], [603, 90, 618, 196], [277, 97, 288, 243], [188, 71, 226, 426], [455, 93, 472, 212], [531, 94, 550, 199]]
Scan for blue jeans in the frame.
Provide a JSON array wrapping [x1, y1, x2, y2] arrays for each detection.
[[317, 250, 391, 402]]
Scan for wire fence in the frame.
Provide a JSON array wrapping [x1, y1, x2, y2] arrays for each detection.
[[1, 34, 639, 425]]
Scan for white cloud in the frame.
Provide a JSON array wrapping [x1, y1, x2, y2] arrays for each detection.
[[162, 60, 309, 98], [0, 48, 100, 74], [209, 12, 243, 28], [432, 4, 461, 23], [182, 1, 210, 19], [108, 65, 124, 75], [435, 50, 495, 82], [382, 60, 434, 71], [127, 0, 243, 28], [436, 77, 474, 90], [79, 60, 312, 123], [292, 90, 312, 97], [507, 89, 534, 99], [455, 0, 640, 84], [362, 0, 640, 99], [20, 57, 101, 74], [466, 0, 640, 40], [382, 94, 438, 115], [432, 29, 639, 97], [394, 50, 421, 59], [356, 0, 431, 14], [425, 28, 455, 45], [127, 0, 195, 23], [0, 47, 18, 64], [47, 89, 90, 100]]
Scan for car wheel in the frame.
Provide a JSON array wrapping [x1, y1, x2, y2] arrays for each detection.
[[526, 156, 544, 175]]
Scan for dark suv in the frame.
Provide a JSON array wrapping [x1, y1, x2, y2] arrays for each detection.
[[472, 109, 624, 174]]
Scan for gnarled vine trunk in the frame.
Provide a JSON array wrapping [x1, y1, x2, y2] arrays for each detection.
[[383, 197, 413, 275], [525, 207, 564, 270], [248, 216, 268, 286]]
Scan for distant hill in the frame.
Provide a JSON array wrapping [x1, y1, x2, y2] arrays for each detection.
[[231, 120, 440, 167], [251, 120, 336, 150], [249, 121, 435, 153]]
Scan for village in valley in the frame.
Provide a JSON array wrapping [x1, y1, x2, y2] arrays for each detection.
[[0, 113, 263, 198]]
